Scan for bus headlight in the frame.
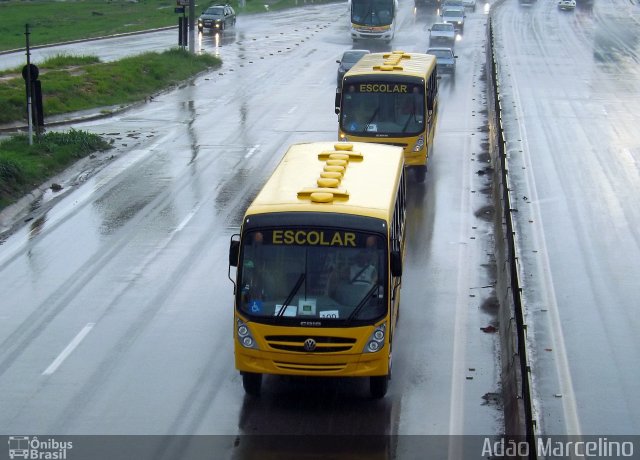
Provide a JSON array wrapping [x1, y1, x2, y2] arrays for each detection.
[[237, 318, 259, 349], [364, 323, 386, 353], [413, 136, 425, 152]]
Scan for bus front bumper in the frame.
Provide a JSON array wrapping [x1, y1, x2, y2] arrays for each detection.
[[350, 25, 393, 41], [235, 347, 389, 377]]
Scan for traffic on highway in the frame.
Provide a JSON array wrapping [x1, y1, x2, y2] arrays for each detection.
[[1, 0, 638, 457]]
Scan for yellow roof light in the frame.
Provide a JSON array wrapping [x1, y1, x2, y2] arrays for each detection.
[[324, 165, 345, 173], [334, 143, 353, 151], [384, 50, 410, 58], [375, 64, 403, 71], [317, 177, 340, 188], [318, 151, 363, 162], [320, 171, 343, 180], [298, 187, 349, 200], [309, 192, 335, 203], [326, 159, 347, 167]]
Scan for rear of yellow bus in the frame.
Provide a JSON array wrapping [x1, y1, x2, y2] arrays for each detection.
[[229, 216, 397, 399]]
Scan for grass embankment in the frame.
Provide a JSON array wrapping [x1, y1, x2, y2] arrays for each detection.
[[0, 49, 221, 211], [0, 0, 332, 213], [0, 0, 330, 52], [0, 130, 112, 209], [0, 49, 220, 125]]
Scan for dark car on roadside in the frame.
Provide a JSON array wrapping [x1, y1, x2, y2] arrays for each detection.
[[197, 4, 236, 32], [336, 49, 370, 87], [426, 46, 458, 74]]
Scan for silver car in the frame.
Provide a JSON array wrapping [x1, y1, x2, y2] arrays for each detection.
[[441, 6, 465, 31], [462, 0, 477, 11], [428, 22, 456, 46]]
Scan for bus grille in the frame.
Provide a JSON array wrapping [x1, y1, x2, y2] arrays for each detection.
[[381, 142, 408, 148], [274, 361, 347, 372], [265, 335, 357, 353]]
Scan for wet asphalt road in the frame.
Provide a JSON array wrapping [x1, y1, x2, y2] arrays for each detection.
[[493, 0, 640, 437]]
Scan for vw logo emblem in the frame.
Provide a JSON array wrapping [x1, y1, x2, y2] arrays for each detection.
[[303, 338, 317, 352]]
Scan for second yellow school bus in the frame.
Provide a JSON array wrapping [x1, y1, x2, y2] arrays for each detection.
[[335, 51, 439, 183], [229, 141, 407, 398]]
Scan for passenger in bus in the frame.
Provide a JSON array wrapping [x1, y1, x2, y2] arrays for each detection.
[[350, 249, 377, 285]]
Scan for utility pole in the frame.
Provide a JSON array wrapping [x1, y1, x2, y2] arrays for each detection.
[[189, 0, 196, 53], [25, 24, 33, 146]]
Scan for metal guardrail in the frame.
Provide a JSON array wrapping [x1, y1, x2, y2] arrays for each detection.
[[486, 18, 538, 458]]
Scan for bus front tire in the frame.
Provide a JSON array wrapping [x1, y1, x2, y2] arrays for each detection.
[[414, 165, 427, 183], [370, 375, 389, 399], [242, 372, 262, 396]]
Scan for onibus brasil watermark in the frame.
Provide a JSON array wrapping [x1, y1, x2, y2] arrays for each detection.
[[7, 436, 73, 459], [483, 437, 636, 458]]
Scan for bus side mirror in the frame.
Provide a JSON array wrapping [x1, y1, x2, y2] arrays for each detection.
[[390, 251, 402, 277], [229, 239, 240, 267], [335, 89, 341, 115]]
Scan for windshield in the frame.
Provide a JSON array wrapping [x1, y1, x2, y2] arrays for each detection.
[[428, 49, 453, 59], [351, 0, 394, 26], [204, 7, 224, 16], [343, 52, 368, 64], [340, 82, 425, 136], [432, 24, 452, 32], [237, 229, 386, 322], [442, 9, 463, 17]]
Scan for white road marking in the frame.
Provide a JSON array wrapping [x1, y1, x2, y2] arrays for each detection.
[[42, 323, 95, 375], [244, 144, 260, 159]]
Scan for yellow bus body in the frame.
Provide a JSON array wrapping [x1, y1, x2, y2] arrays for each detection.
[[336, 51, 439, 182], [230, 141, 407, 398]]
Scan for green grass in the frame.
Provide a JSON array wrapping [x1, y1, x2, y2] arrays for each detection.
[[0, 0, 179, 52], [0, 48, 221, 124], [0, 0, 340, 52], [0, 129, 112, 209], [0, 48, 220, 211], [0, 0, 337, 214]]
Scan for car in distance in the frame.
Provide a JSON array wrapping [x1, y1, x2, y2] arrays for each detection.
[[461, 0, 477, 11], [557, 0, 576, 10], [336, 49, 370, 87], [441, 6, 465, 31], [197, 4, 236, 32], [426, 46, 457, 74], [442, 0, 465, 7], [428, 22, 456, 46]]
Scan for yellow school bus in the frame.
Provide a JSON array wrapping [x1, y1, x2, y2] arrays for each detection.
[[228, 141, 407, 398], [335, 51, 439, 183]]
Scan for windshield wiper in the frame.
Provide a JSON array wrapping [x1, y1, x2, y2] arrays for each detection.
[[276, 273, 306, 317], [364, 106, 380, 132], [402, 105, 416, 132], [346, 282, 380, 323]]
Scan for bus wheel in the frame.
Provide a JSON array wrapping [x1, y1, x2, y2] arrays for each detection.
[[414, 165, 427, 183], [242, 372, 262, 396], [370, 375, 389, 399]]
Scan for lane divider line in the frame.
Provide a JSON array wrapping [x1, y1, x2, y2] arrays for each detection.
[[42, 323, 95, 376]]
